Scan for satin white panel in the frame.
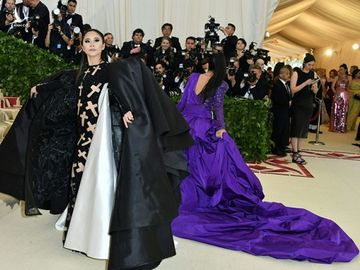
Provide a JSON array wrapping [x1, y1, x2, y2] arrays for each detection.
[[63, 84, 117, 260]]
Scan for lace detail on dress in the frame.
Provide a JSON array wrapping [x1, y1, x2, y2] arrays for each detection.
[[204, 82, 229, 129]]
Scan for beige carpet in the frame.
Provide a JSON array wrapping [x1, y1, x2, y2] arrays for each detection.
[[1, 124, 359, 270]]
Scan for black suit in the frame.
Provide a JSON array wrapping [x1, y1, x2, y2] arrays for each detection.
[[236, 77, 267, 100], [271, 79, 291, 153], [120, 40, 153, 65], [221, 35, 238, 60], [65, 13, 83, 32], [154, 36, 182, 54]]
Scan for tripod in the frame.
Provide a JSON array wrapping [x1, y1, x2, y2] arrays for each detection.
[[309, 97, 325, 145]]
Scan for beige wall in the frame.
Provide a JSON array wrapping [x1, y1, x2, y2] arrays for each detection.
[[314, 39, 360, 76]]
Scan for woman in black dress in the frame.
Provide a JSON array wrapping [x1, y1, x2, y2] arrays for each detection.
[[2, 29, 193, 270], [289, 54, 319, 164]]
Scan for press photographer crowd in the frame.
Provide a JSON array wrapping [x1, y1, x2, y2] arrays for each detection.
[[1, 0, 359, 158]]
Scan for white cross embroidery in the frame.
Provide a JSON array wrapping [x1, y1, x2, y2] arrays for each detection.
[[78, 83, 84, 96], [87, 83, 102, 98], [91, 65, 101, 75], [85, 101, 98, 117], [76, 162, 85, 173], [77, 133, 86, 145], [84, 69, 91, 76], [71, 163, 77, 178], [80, 111, 88, 127], [78, 150, 87, 159], [81, 138, 92, 146], [86, 121, 96, 133], [77, 100, 83, 115]]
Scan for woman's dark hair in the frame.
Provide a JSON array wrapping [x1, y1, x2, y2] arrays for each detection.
[[237, 38, 247, 48], [330, 69, 338, 77], [352, 68, 360, 79], [340, 63, 349, 75], [201, 53, 226, 101], [273, 62, 285, 80], [303, 53, 315, 64], [76, 29, 106, 84]]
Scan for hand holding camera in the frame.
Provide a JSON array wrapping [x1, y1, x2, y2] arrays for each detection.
[[5, 12, 15, 24]]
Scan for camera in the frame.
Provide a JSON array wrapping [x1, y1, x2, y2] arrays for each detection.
[[243, 72, 257, 83], [28, 15, 41, 31], [52, 8, 62, 31], [243, 41, 271, 64], [227, 58, 236, 76], [177, 63, 191, 78], [154, 72, 166, 83], [57, 0, 68, 13], [204, 16, 220, 46], [72, 26, 81, 46]]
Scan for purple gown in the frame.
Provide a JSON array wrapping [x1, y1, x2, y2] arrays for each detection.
[[172, 73, 359, 263]]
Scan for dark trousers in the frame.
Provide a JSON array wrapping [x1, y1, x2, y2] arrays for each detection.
[[271, 110, 290, 153]]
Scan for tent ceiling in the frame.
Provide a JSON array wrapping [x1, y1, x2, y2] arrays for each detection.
[[263, 0, 360, 60]]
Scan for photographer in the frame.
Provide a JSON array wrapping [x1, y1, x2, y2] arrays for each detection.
[[13, 0, 49, 47], [255, 56, 271, 95], [45, 8, 71, 58], [153, 36, 176, 71], [154, 60, 174, 96], [65, 0, 83, 32], [104, 32, 121, 62], [0, 0, 15, 32], [24, 18, 44, 47], [173, 59, 195, 94], [120, 28, 153, 65], [154, 23, 182, 54], [234, 38, 252, 76], [235, 64, 267, 100], [225, 57, 243, 96], [179, 36, 198, 63], [219, 23, 237, 60]]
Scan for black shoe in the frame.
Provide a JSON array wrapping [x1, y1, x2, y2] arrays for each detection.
[[352, 143, 360, 147]]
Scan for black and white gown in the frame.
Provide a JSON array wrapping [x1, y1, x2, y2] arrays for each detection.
[[56, 62, 117, 259]]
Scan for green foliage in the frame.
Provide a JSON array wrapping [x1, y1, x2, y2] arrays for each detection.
[[172, 94, 272, 162], [0, 32, 74, 101], [223, 97, 272, 162]]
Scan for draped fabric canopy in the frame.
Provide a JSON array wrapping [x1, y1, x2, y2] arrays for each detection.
[[42, 0, 278, 50], [264, 0, 360, 61]]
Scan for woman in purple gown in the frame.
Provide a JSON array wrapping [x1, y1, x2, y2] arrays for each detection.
[[172, 54, 359, 263]]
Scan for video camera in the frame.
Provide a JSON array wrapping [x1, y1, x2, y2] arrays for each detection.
[[204, 16, 220, 47], [243, 42, 271, 64]]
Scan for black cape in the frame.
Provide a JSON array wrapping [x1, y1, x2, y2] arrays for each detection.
[[0, 58, 193, 269]]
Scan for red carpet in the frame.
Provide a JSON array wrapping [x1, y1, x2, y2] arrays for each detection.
[[301, 149, 360, 161], [248, 155, 313, 178], [248, 149, 360, 178]]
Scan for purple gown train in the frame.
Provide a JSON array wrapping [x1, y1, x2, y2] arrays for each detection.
[[171, 73, 359, 263]]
